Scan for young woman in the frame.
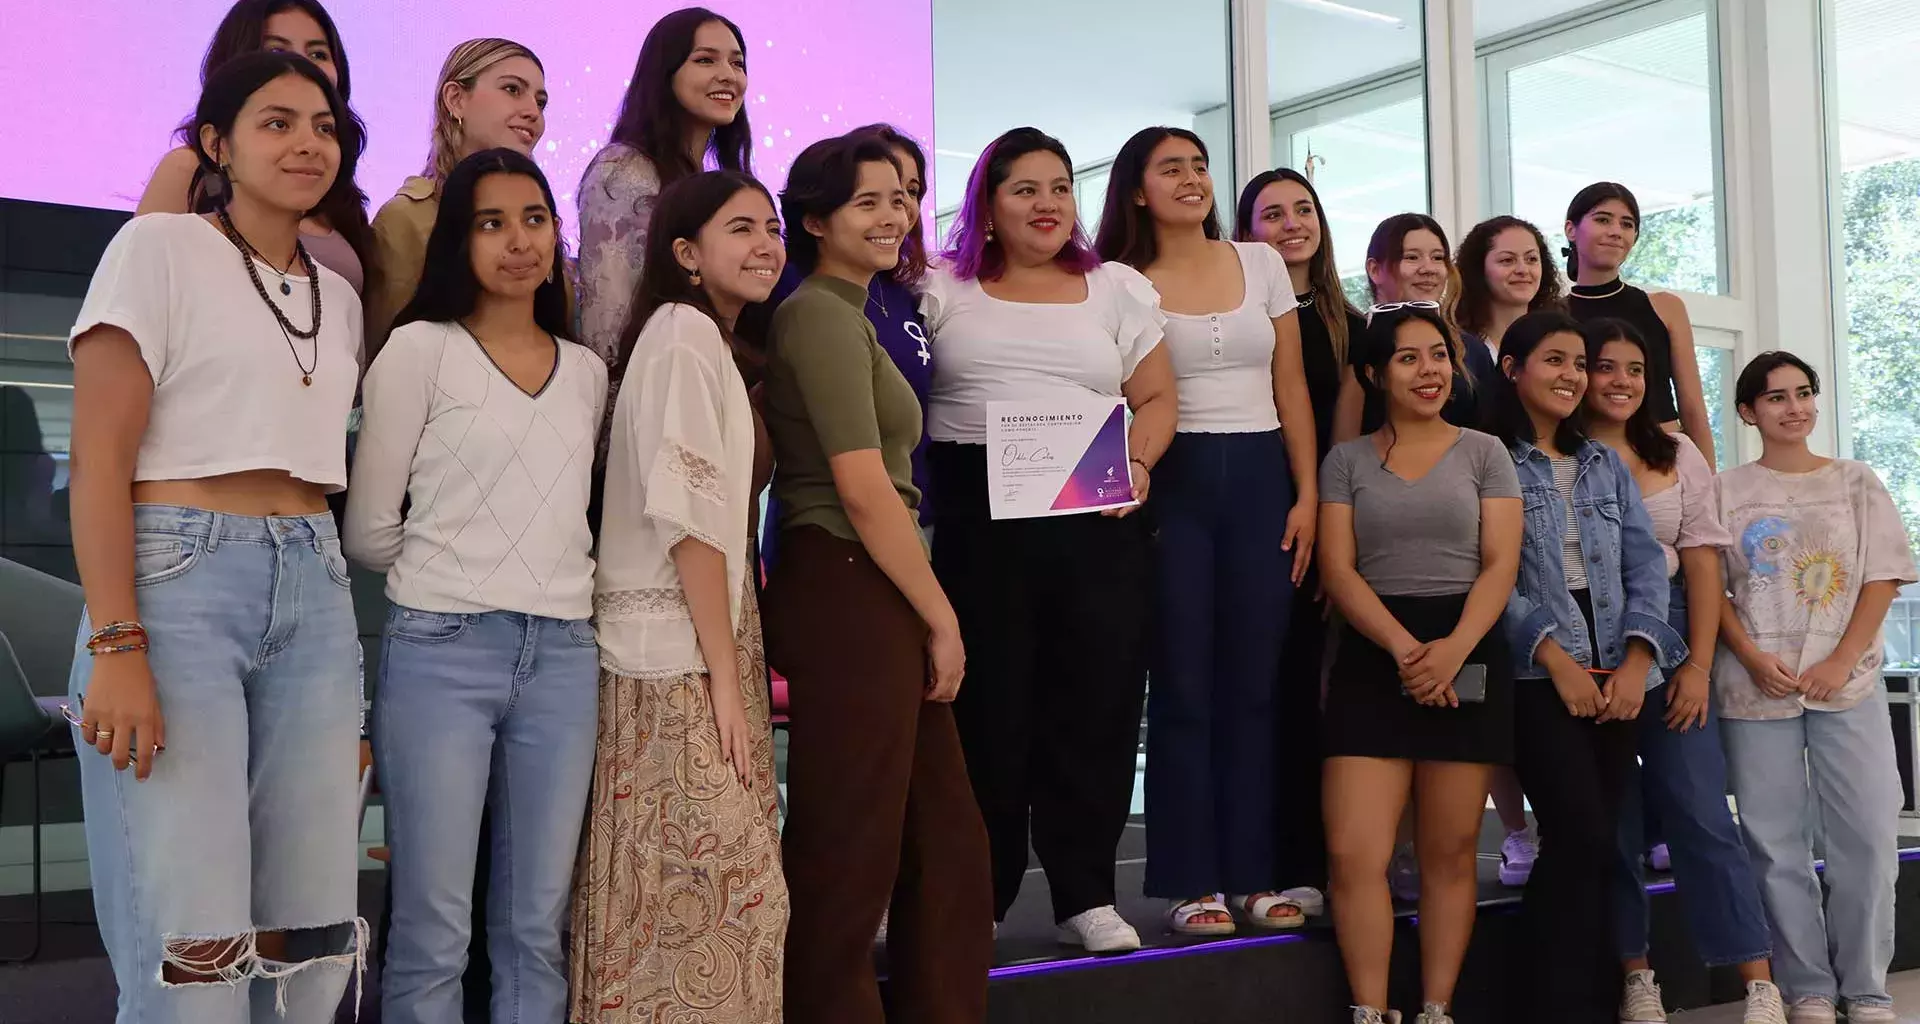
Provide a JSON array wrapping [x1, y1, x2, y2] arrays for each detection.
[[136, 0, 374, 295], [1488, 310, 1685, 1024], [1455, 215, 1562, 364], [1332, 214, 1493, 444], [1317, 306, 1521, 1024], [1452, 213, 1568, 888], [67, 51, 366, 1022], [1580, 320, 1784, 1024], [921, 126, 1177, 953], [1715, 352, 1913, 1024], [754, 123, 935, 528], [1096, 129, 1317, 935], [1235, 167, 1367, 915], [343, 149, 605, 1024], [1563, 182, 1715, 467], [578, 7, 753, 371], [365, 37, 551, 360], [570, 170, 789, 1024], [763, 133, 992, 1024]]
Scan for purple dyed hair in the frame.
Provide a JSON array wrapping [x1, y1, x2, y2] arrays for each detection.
[[940, 126, 1102, 282]]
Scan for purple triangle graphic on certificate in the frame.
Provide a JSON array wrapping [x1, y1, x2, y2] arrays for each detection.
[[1050, 404, 1133, 510]]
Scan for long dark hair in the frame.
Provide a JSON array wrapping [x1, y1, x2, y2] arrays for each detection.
[[610, 170, 775, 387], [1094, 126, 1221, 269], [1366, 212, 1456, 307], [1563, 181, 1641, 281], [178, 0, 373, 274], [1488, 309, 1588, 454], [849, 123, 930, 286], [780, 134, 902, 277], [941, 127, 1102, 282], [605, 8, 754, 187], [1578, 318, 1677, 472], [391, 149, 571, 339], [1351, 305, 1457, 410], [1455, 215, 1564, 337], [192, 53, 362, 225], [1236, 168, 1357, 364]]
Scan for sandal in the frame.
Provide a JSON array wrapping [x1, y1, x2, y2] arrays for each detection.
[[1167, 895, 1236, 936], [1232, 891, 1307, 930]]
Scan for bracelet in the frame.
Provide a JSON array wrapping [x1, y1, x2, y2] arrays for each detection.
[[1130, 457, 1150, 472], [89, 640, 150, 657], [86, 621, 147, 653], [1678, 659, 1709, 676]]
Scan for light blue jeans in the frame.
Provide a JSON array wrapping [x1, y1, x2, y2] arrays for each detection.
[[1722, 688, 1903, 1009], [373, 606, 599, 1024], [70, 506, 365, 1024]]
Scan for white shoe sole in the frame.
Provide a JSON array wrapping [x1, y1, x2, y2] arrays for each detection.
[[1054, 927, 1141, 953]]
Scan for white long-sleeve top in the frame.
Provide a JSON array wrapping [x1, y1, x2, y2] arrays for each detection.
[[344, 320, 607, 619]]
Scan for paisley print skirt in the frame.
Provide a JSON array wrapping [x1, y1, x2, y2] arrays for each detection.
[[568, 585, 788, 1023]]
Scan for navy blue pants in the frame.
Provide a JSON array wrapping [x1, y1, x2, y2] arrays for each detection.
[[1144, 430, 1297, 897]]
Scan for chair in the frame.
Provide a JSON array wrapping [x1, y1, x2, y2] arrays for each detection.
[[0, 557, 85, 963]]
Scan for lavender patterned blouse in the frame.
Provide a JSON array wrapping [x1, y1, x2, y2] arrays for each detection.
[[577, 144, 663, 370]]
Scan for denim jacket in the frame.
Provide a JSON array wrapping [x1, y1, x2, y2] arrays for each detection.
[[1503, 437, 1687, 687]]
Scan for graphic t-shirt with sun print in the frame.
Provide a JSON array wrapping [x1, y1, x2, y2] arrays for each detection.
[[1713, 458, 1917, 720]]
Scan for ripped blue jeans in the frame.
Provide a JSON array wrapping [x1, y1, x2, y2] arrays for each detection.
[[70, 506, 367, 1023]]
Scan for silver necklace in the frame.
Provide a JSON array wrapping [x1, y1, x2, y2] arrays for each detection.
[[1573, 279, 1627, 300]]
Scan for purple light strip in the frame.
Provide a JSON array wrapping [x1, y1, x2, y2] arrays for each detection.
[[980, 847, 1920, 981]]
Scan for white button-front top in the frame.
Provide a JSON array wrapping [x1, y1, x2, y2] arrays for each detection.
[[1160, 241, 1299, 434]]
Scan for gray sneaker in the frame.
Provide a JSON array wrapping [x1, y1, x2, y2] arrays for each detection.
[[1414, 1002, 1453, 1024], [1621, 969, 1668, 1023], [1844, 1003, 1895, 1024], [1351, 1008, 1402, 1024], [1785, 996, 1836, 1024]]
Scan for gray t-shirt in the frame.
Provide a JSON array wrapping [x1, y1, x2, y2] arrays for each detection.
[[1320, 429, 1522, 597]]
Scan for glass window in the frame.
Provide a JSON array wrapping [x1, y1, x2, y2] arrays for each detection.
[[930, 0, 1233, 247], [1266, 0, 1425, 295], [1693, 326, 1736, 470], [2, 256, 83, 584], [1479, 0, 1725, 295], [1827, 0, 1920, 633]]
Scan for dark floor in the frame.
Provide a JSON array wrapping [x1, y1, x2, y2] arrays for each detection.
[[0, 812, 1544, 1023]]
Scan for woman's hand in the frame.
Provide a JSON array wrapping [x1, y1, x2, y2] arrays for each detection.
[[926, 624, 966, 702], [77, 652, 166, 781], [1664, 662, 1711, 732], [1400, 636, 1467, 707], [708, 668, 754, 788], [1282, 500, 1316, 585], [1549, 661, 1606, 719], [1598, 664, 1648, 723], [1799, 655, 1853, 703], [1743, 652, 1803, 700], [1106, 460, 1150, 517]]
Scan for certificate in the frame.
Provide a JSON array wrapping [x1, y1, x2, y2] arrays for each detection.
[[986, 395, 1136, 520]]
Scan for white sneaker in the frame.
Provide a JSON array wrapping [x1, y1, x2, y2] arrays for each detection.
[[1785, 996, 1836, 1024], [1621, 969, 1668, 1023], [1055, 905, 1141, 953], [1390, 843, 1421, 903], [1351, 1009, 1402, 1024], [1414, 1002, 1453, 1024], [1844, 1003, 1896, 1024], [1500, 828, 1539, 887], [875, 908, 889, 945], [1742, 982, 1786, 1024], [1280, 885, 1327, 916]]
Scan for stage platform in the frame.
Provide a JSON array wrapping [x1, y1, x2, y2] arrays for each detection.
[[2, 813, 1917, 1023]]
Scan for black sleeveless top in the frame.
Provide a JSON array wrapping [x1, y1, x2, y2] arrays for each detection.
[[1296, 293, 1366, 463], [1568, 280, 1679, 423]]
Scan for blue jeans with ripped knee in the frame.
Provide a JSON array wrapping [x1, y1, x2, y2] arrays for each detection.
[[70, 505, 367, 1024]]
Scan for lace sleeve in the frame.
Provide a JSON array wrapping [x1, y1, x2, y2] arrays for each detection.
[[628, 308, 735, 554]]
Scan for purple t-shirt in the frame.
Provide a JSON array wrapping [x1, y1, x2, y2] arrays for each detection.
[[768, 265, 933, 502]]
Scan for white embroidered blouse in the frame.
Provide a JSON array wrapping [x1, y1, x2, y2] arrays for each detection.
[[593, 302, 758, 678]]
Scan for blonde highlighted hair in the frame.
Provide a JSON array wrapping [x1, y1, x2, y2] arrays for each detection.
[[424, 38, 543, 184]]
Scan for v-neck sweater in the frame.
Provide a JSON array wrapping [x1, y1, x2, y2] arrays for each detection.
[[345, 319, 609, 618]]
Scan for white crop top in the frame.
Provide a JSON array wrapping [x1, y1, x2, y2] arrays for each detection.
[[917, 260, 1165, 445], [69, 213, 362, 491], [1162, 241, 1299, 433]]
